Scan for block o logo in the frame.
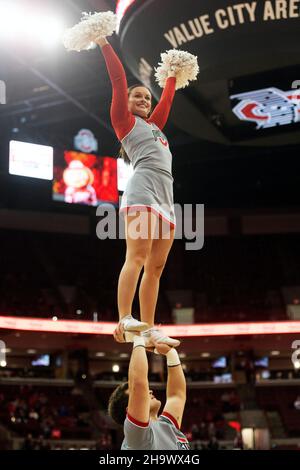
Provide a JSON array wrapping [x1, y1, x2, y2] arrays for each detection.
[[291, 340, 300, 367], [292, 80, 300, 90]]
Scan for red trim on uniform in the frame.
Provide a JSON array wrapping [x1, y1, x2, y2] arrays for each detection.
[[177, 436, 188, 442], [120, 205, 176, 229], [161, 411, 180, 429], [127, 413, 149, 428]]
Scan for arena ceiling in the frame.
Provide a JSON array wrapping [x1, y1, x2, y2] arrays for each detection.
[[118, 0, 300, 147], [1, 0, 300, 147]]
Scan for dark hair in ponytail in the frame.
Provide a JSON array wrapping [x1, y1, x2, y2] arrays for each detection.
[[119, 145, 131, 165], [119, 84, 152, 165]]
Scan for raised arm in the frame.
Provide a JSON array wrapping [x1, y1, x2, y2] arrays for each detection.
[[149, 74, 176, 131], [162, 349, 186, 429], [98, 38, 135, 141], [127, 336, 150, 424]]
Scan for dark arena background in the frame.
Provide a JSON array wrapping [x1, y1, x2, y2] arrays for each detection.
[[0, 0, 300, 458]]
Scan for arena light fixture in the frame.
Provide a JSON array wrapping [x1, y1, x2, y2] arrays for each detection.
[[270, 350, 280, 356], [96, 352, 105, 357], [38, 17, 64, 49], [27, 349, 37, 354], [0, 2, 64, 48], [0, 2, 21, 41], [112, 364, 120, 372], [23, 14, 65, 49]]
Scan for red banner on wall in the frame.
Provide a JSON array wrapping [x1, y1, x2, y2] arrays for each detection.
[[0, 315, 300, 337]]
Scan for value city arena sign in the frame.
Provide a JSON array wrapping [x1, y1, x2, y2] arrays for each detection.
[[118, 0, 300, 83]]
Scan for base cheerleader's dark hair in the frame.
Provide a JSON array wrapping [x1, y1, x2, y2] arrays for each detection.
[[119, 84, 152, 165]]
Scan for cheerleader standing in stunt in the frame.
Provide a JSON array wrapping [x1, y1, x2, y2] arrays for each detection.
[[98, 37, 180, 346], [63, 12, 199, 346]]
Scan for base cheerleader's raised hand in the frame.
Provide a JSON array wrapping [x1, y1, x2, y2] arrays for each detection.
[[63, 11, 118, 52], [155, 49, 199, 90]]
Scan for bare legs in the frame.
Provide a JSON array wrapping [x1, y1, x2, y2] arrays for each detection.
[[117, 212, 174, 326], [117, 211, 155, 320], [139, 220, 175, 327]]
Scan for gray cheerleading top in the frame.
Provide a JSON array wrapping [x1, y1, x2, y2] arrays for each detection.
[[121, 413, 190, 450], [119, 116, 176, 228]]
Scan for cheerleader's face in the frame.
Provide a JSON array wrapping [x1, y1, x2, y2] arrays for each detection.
[[128, 86, 152, 118]]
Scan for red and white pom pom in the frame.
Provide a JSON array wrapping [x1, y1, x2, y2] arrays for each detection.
[[155, 49, 199, 90], [63, 11, 118, 52]]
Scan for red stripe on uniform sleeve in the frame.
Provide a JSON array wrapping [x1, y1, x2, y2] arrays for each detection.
[[148, 77, 176, 130], [127, 413, 149, 428], [161, 411, 179, 429], [101, 43, 135, 141]]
